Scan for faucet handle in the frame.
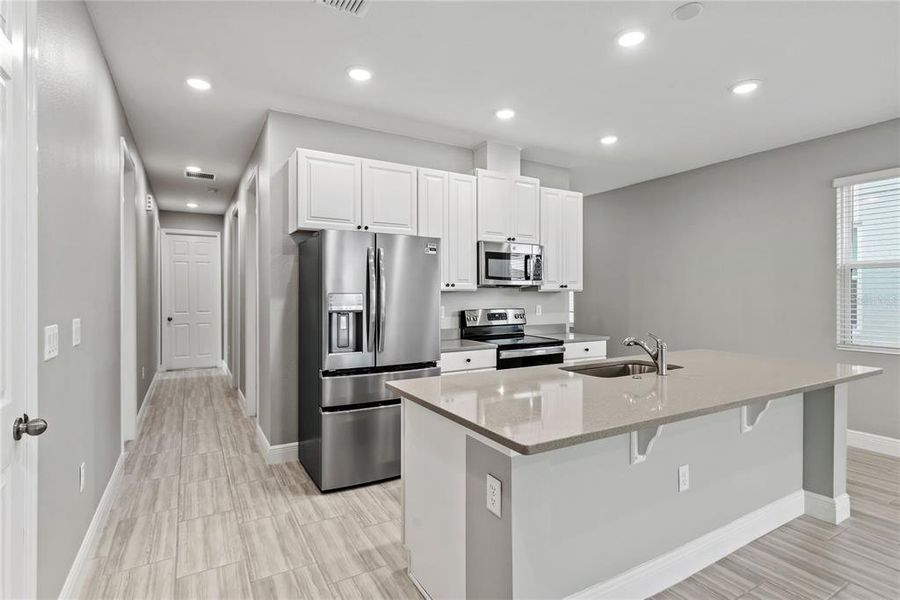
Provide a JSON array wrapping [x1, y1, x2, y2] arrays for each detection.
[[647, 333, 666, 348], [622, 336, 638, 346]]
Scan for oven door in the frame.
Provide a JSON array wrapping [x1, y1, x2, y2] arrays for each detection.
[[497, 346, 565, 369], [479, 241, 537, 286]]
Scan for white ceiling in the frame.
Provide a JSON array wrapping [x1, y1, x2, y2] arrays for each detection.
[[87, 1, 900, 214]]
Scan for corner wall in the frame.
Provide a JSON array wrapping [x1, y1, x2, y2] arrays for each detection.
[[577, 119, 900, 440], [36, 1, 157, 595]]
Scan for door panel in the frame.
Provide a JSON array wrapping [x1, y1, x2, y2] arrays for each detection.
[[539, 188, 563, 290], [476, 169, 511, 242], [446, 173, 477, 290], [363, 159, 418, 235], [417, 168, 446, 238], [562, 192, 583, 290], [375, 234, 440, 366], [320, 404, 401, 490], [298, 149, 361, 230], [511, 176, 541, 243], [163, 233, 221, 370]]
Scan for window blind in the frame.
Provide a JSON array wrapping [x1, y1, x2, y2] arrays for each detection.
[[835, 170, 900, 353]]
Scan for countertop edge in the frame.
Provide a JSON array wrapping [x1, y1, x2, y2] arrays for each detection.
[[386, 367, 883, 455]]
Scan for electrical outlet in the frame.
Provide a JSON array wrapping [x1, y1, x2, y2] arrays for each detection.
[[44, 324, 59, 360], [535, 304, 543, 316], [678, 464, 690, 492], [486, 474, 502, 518], [79, 462, 86, 493], [72, 318, 81, 346]]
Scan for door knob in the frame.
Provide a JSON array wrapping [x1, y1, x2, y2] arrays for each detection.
[[167, 316, 173, 322], [13, 414, 48, 441]]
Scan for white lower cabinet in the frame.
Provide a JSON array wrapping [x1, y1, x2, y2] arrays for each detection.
[[441, 349, 496, 373], [563, 340, 606, 363], [540, 187, 583, 291]]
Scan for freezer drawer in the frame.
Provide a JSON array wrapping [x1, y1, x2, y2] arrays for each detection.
[[320, 403, 400, 491], [320, 365, 440, 408]]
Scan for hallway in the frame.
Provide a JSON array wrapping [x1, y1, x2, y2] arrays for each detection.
[[78, 369, 419, 599]]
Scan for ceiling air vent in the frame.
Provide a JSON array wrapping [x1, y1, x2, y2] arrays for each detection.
[[184, 169, 216, 181], [317, 0, 370, 18]]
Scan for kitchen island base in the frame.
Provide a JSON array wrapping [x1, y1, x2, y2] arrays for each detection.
[[401, 384, 851, 600]]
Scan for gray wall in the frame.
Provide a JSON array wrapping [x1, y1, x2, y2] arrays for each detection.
[[135, 181, 159, 408], [245, 110, 571, 445], [577, 119, 900, 439], [159, 209, 224, 233], [36, 1, 157, 596]]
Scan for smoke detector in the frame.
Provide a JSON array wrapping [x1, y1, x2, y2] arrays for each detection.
[[184, 169, 216, 181], [317, 0, 370, 18]]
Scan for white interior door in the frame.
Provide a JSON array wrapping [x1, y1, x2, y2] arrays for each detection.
[[1, 0, 37, 597], [162, 231, 222, 370]]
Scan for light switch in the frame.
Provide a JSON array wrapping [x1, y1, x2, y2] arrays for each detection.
[[44, 324, 59, 360], [72, 318, 81, 346]]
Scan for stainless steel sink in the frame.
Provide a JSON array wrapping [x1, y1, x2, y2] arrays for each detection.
[[562, 360, 683, 378]]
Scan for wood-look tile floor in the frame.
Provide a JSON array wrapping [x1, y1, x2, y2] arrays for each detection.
[[78, 368, 899, 599]]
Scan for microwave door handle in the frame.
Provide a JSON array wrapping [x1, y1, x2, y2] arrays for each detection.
[[367, 248, 376, 351], [524, 254, 531, 281], [378, 247, 386, 353]]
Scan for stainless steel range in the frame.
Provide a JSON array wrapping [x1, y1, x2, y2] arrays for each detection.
[[460, 308, 564, 369], [297, 230, 441, 491]]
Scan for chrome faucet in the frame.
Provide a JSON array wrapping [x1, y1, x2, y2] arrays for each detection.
[[623, 333, 668, 375]]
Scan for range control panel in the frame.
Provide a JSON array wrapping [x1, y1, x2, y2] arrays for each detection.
[[461, 308, 527, 327]]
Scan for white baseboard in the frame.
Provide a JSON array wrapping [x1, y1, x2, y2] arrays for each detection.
[[255, 421, 299, 465], [58, 451, 127, 599], [804, 491, 850, 525], [847, 429, 900, 458], [567, 490, 805, 600], [134, 371, 160, 434]]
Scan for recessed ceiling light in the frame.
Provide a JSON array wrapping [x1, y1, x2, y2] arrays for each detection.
[[599, 135, 619, 146], [185, 78, 211, 91], [672, 2, 704, 21], [495, 108, 516, 120], [616, 30, 646, 48], [347, 67, 372, 82], [186, 202, 199, 209], [731, 79, 761, 95]]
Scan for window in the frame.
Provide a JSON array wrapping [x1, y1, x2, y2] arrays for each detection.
[[834, 168, 900, 353]]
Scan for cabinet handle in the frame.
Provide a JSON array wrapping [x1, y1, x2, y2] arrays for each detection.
[[364, 225, 369, 231], [356, 225, 362, 230], [511, 237, 516, 241], [444, 283, 450, 288], [465, 358, 472, 363], [584, 347, 590, 352], [450, 283, 455, 287]]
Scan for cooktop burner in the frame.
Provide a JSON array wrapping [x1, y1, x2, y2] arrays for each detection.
[[473, 334, 562, 350]]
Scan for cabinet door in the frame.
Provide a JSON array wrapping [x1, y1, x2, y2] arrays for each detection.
[[445, 173, 478, 291], [417, 168, 447, 239], [511, 176, 541, 243], [539, 187, 563, 291], [295, 149, 361, 231], [476, 169, 512, 242], [362, 159, 418, 235], [561, 191, 583, 291]]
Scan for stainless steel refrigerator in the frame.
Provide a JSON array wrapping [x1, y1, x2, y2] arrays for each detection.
[[297, 230, 441, 491]]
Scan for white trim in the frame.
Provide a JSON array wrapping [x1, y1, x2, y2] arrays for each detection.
[[255, 421, 299, 465], [847, 429, 900, 457], [119, 137, 138, 446], [836, 344, 900, 356], [833, 166, 900, 188], [159, 227, 221, 239], [566, 490, 805, 600], [58, 451, 127, 599], [804, 491, 850, 525], [134, 372, 160, 434]]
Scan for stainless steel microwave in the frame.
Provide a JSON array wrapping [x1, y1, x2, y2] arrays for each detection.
[[478, 241, 543, 287]]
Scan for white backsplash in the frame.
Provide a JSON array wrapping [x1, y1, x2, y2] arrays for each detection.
[[440, 287, 569, 330]]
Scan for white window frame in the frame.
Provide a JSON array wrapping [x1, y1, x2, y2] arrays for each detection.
[[833, 167, 900, 355]]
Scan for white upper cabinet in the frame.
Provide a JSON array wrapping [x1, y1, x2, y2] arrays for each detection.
[[444, 173, 478, 291], [476, 169, 513, 242], [289, 148, 361, 231], [288, 149, 419, 235], [362, 159, 418, 235], [540, 187, 583, 292], [417, 168, 447, 238], [476, 169, 541, 243], [511, 176, 541, 243]]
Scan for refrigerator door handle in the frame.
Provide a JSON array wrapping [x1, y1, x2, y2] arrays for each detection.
[[378, 247, 386, 353], [367, 247, 376, 352]]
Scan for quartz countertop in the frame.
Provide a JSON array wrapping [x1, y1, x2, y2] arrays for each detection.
[[386, 350, 882, 455], [537, 332, 610, 343], [440, 338, 497, 353]]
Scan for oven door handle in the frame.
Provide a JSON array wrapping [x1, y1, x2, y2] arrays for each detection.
[[498, 346, 565, 360]]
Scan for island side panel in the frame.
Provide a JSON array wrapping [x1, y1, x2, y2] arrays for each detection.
[[509, 395, 804, 600], [802, 384, 850, 523]]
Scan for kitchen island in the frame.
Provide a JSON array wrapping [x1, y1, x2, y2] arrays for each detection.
[[386, 350, 882, 600]]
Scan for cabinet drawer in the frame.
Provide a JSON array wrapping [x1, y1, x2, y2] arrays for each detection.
[[441, 349, 496, 373], [563, 340, 607, 362]]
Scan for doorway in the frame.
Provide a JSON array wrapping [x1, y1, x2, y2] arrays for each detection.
[[161, 230, 222, 370], [1, 0, 38, 596], [119, 139, 138, 445], [240, 170, 259, 417]]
